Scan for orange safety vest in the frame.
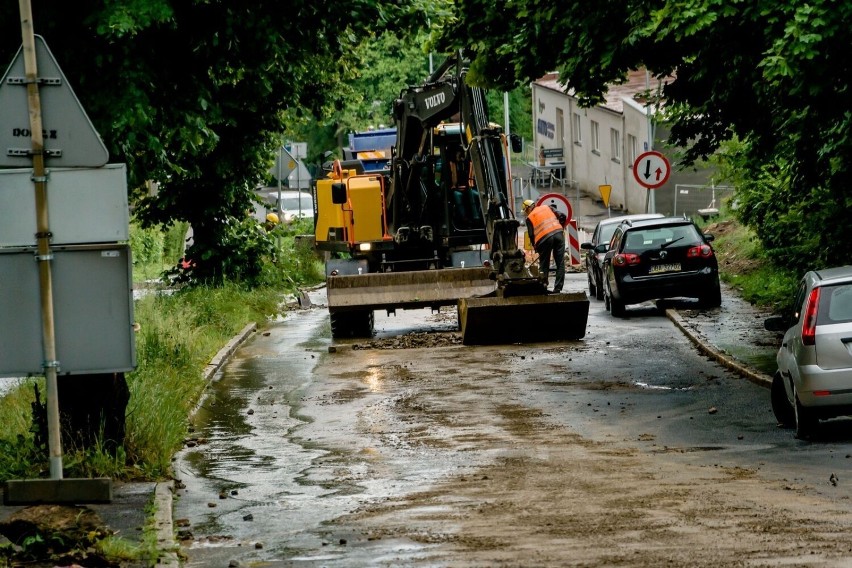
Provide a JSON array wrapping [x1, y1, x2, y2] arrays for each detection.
[[528, 206, 562, 245]]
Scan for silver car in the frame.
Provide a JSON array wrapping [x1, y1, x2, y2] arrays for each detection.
[[765, 266, 852, 439], [256, 189, 314, 223]]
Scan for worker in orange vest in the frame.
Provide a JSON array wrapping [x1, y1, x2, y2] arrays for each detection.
[[522, 199, 566, 293]]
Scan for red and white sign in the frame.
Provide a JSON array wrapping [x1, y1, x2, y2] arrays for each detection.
[[535, 192, 572, 222], [567, 219, 581, 266], [632, 150, 671, 189]]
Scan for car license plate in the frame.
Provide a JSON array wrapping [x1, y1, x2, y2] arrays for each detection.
[[649, 263, 681, 274]]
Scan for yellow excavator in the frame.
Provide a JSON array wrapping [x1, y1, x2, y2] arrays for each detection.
[[313, 51, 589, 344]]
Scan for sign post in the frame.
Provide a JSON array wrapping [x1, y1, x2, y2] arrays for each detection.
[[535, 192, 572, 223], [632, 150, 671, 214], [3, 1, 113, 504], [17, 6, 63, 482]]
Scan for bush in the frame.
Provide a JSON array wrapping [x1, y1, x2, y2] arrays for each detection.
[[703, 200, 800, 312]]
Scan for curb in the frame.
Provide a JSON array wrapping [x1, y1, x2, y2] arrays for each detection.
[[203, 322, 257, 382], [666, 308, 773, 388], [153, 481, 179, 567]]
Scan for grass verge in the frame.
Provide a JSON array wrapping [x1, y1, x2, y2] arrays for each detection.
[[699, 208, 799, 312]]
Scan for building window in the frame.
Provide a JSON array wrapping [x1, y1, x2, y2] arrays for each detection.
[[627, 134, 637, 165], [590, 121, 600, 154], [610, 128, 621, 163], [573, 112, 582, 145]]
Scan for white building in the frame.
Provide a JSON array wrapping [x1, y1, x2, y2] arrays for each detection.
[[531, 70, 718, 219]]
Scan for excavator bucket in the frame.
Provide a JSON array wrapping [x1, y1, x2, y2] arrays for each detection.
[[458, 292, 589, 345]]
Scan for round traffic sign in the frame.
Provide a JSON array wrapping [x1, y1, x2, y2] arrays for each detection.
[[536, 192, 572, 222], [632, 150, 671, 189]]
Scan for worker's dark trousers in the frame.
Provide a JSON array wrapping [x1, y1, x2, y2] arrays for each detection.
[[536, 231, 566, 293]]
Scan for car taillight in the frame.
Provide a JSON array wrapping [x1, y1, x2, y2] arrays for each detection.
[[802, 287, 820, 346], [686, 244, 714, 258], [613, 253, 641, 266]]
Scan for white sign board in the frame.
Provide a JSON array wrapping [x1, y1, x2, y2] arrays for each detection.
[[286, 142, 307, 160], [0, 164, 129, 246], [0, 35, 109, 167]]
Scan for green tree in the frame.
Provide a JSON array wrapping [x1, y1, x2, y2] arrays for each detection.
[[1, 1, 388, 284], [438, 0, 852, 270], [283, 2, 455, 162]]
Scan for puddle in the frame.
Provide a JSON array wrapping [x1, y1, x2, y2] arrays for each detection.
[[633, 381, 694, 391]]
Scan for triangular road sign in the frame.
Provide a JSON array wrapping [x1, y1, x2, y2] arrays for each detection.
[[598, 184, 612, 208], [269, 145, 297, 181], [0, 35, 108, 167]]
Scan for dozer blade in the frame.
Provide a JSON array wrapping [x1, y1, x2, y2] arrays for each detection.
[[459, 292, 589, 345], [327, 267, 497, 312]]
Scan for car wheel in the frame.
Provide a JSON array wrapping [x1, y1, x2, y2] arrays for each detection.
[[603, 282, 611, 312], [588, 273, 597, 298], [793, 385, 818, 440], [770, 373, 795, 428], [594, 270, 604, 301], [610, 295, 627, 318], [700, 278, 722, 308]]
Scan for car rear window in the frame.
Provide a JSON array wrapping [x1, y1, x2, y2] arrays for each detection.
[[623, 225, 701, 251], [600, 224, 619, 244], [817, 283, 852, 325]]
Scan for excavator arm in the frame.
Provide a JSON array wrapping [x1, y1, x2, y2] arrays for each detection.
[[389, 51, 540, 293]]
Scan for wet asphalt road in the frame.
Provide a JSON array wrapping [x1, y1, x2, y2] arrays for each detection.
[[172, 272, 852, 566]]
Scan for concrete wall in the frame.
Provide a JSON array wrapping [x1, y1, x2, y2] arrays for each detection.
[[532, 81, 717, 219]]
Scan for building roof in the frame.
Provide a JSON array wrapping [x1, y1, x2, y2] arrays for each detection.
[[533, 69, 664, 114]]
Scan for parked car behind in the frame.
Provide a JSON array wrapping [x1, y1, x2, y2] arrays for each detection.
[[764, 266, 852, 439], [256, 189, 314, 223], [602, 217, 721, 317], [581, 213, 664, 300]]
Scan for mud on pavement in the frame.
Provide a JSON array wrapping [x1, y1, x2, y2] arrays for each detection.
[[294, 325, 852, 567], [177, 280, 852, 567]]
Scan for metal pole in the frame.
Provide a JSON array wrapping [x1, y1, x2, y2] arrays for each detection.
[[645, 69, 656, 214], [19, 0, 63, 479], [503, 92, 510, 142], [673, 183, 679, 216], [277, 146, 282, 250]]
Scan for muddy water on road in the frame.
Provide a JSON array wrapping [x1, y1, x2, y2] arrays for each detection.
[[174, 301, 334, 563], [173, 292, 498, 566], [671, 282, 781, 375]]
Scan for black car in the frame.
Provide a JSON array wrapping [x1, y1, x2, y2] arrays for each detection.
[[581, 214, 664, 300], [602, 217, 721, 317]]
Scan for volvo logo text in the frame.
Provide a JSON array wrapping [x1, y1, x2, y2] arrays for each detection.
[[424, 92, 445, 110]]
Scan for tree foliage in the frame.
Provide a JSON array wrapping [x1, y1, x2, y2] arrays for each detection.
[[438, 0, 852, 271], [1, 1, 389, 284]]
